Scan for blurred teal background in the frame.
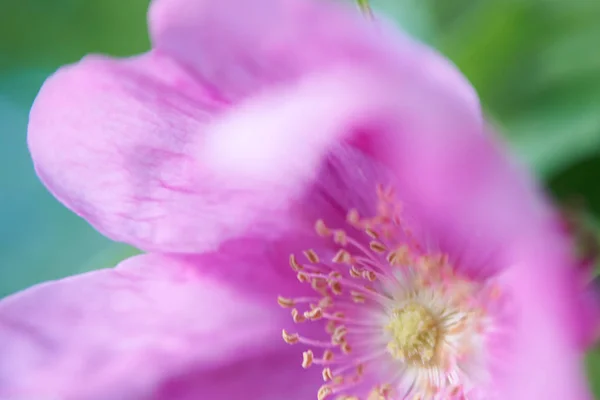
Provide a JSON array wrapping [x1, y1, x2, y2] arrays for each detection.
[[0, 0, 599, 394]]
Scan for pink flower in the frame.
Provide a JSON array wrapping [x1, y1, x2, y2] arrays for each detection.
[[1, 0, 593, 398]]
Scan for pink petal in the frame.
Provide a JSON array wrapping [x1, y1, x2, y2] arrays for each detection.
[[29, 52, 282, 253], [198, 68, 591, 397], [498, 237, 593, 400], [149, 0, 479, 114], [0, 254, 320, 399], [31, 0, 482, 254]]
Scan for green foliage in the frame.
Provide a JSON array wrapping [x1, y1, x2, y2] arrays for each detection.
[[0, 0, 151, 69]]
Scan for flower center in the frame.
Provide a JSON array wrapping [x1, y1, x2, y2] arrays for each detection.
[[386, 303, 439, 365], [278, 184, 510, 400]]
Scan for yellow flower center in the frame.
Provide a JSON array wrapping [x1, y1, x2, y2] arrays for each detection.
[[277, 184, 511, 399], [386, 303, 440, 365]]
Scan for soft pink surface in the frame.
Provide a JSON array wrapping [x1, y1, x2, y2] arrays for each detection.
[[0, 253, 321, 400]]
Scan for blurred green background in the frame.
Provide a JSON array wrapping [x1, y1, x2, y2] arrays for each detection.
[[0, 0, 599, 394]]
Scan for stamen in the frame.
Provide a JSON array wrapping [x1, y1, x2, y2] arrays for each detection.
[[277, 296, 295, 308], [305, 249, 320, 263], [282, 329, 299, 344], [278, 184, 510, 400], [302, 350, 314, 368]]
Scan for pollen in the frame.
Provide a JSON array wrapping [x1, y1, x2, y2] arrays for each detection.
[[385, 303, 440, 365], [277, 184, 512, 399]]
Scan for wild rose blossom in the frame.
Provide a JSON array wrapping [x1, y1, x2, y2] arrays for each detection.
[[0, 0, 595, 399]]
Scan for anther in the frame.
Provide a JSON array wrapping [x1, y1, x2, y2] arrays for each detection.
[[302, 350, 314, 368], [304, 308, 324, 320], [351, 291, 366, 303], [349, 266, 362, 278], [297, 271, 310, 283], [282, 329, 299, 344], [322, 367, 333, 381], [330, 281, 343, 295], [318, 385, 333, 400], [341, 342, 352, 354], [315, 219, 331, 237], [291, 308, 306, 323], [305, 249, 320, 263], [277, 296, 295, 308], [369, 241, 387, 253], [362, 270, 377, 281], [387, 245, 411, 266], [289, 254, 303, 271], [346, 209, 361, 226], [365, 227, 379, 239], [333, 249, 352, 264], [333, 230, 348, 246]]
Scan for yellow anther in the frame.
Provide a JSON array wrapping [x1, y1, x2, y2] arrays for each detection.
[[362, 270, 377, 281], [315, 219, 331, 237], [277, 296, 295, 308], [304, 307, 324, 320], [341, 342, 352, 354], [387, 245, 411, 266], [346, 208, 361, 227], [332, 326, 348, 344], [369, 241, 387, 253], [302, 350, 314, 368], [297, 271, 310, 283], [330, 281, 343, 295], [304, 249, 320, 263], [291, 308, 306, 323], [289, 254, 303, 271], [333, 230, 348, 246], [365, 227, 379, 239], [318, 385, 333, 400], [282, 329, 299, 344], [351, 291, 366, 303], [349, 266, 362, 278], [322, 367, 333, 381], [332, 249, 350, 264], [323, 349, 334, 361], [333, 325, 348, 336]]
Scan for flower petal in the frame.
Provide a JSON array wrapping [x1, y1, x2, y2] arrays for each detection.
[[0, 254, 320, 399], [498, 238, 593, 400], [31, 0, 483, 253], [180, 42, 593, 400], [149, 0, 479, 114], [29, 52, 301, 253]]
